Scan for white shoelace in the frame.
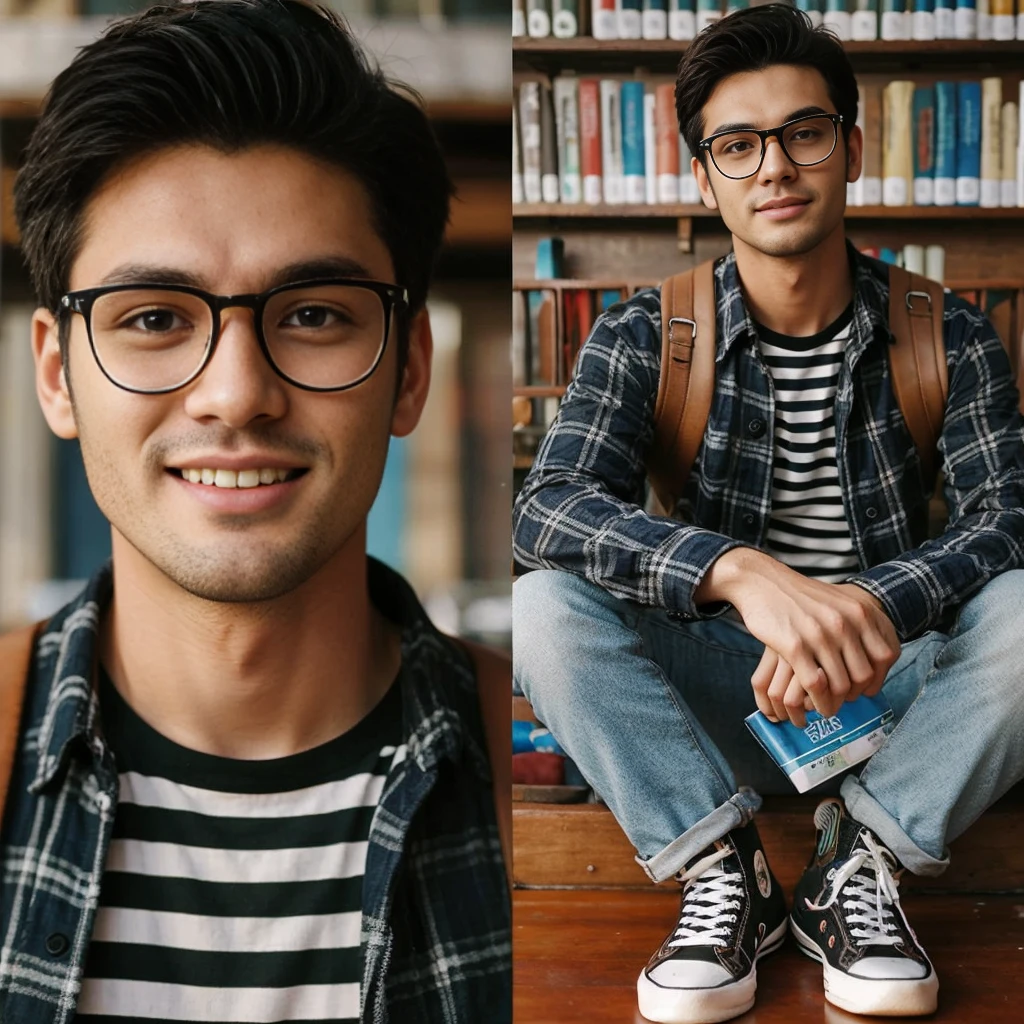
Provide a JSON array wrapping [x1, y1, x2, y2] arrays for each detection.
[[806, 830, 902, 947], [668, 847, 744, 949]]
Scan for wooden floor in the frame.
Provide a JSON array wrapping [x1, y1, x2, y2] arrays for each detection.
[[514, 889, 1024, 1023]]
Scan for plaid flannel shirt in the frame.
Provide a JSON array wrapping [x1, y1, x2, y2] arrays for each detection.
[[513, 243, 1024, 641], [0, 559, 510, 1024]]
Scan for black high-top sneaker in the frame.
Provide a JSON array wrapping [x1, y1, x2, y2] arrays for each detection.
[[636, 820, 788, 1024], [790, 798, 938, 1017]]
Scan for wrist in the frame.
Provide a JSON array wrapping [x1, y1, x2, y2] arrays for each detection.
[[694, 545, 765, 608]]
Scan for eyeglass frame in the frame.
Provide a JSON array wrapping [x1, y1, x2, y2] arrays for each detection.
[[57, 277, 410, 395], [697, 112, 844, 181]]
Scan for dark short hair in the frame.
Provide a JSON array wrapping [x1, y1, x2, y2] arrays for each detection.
[[675, 4, 858, 166], [14, 0, 452, 361]]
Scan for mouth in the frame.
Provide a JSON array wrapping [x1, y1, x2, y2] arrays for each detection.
[[167, 467, 308, 489], [756, 197, 811, 214]]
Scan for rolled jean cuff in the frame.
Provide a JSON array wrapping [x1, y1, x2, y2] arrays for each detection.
[[636, 788, 762, 884], [841, 777, 950, 877]]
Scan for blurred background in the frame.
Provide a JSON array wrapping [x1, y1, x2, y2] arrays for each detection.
[[0, 0, 511, 645]]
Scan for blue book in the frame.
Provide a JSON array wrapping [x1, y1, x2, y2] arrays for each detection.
[[934, 81, 957, 206], [600, 289, 622, 311], [879, 247, 899, 264], [912, 85, 935, 205], [621, 81, 647, 204], [745, 695, 894, 793], [956, 81, 981, 206]]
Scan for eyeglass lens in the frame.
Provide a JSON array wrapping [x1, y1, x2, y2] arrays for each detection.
[[87, 284, 388, 391], [709, 116, 838, 179]]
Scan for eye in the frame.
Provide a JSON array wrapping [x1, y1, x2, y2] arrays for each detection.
[[282, 305, 343, 328], [125, 309, 188, 332], [722, 139, 753, 155]]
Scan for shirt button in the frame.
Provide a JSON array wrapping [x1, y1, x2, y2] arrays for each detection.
[[865, 506, 879, 520], [747, 418, 766, 438], [743, 513, 756, 527], [45, 932, 70, 957]]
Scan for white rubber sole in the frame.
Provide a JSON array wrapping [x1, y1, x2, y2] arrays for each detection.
[[636, 918, 788, 1024], [791, 919, 939, 1017]]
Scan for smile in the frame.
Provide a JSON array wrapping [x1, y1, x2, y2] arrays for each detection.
[[168, 467, 306, 488]]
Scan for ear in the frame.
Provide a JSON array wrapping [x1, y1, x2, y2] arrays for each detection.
[[845, 123, 864, 185], [32, 308, 78, 439], [693, 155, 718, 211], [390, 307, 432, 438]]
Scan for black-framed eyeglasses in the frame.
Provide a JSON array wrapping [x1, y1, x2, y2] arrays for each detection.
[[698, 113, 844, 180], [58, 278, 409, 394]]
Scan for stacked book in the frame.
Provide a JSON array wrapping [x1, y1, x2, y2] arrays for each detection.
[[514, 75, 704, 206]]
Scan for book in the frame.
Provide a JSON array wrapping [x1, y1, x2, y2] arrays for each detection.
[[642, 0, 669, 37], [696, 0, 722, 32], [1019, 81, 1024, 206], [554, 75, 583, 204], [519, 83, 543, 204], [679, 135, 702, 203], [527, 0, 552, 36], [619, 0, 643, 37], [934, 81, 958, 206], [669, 0, 697, 38], [882, 80, 914, 206], [796, 0, 825, 26], [540, 82, 560, 204], [621, 80, 647, 204], [991, 0, 1014, 37], [580, 79, 603, 205], [513, 103, 524, 205], [824, 0, 853, 38], [513, 0, 527, 35], [934, 0, 956, 35], [881, 0, 909, 36], [1019, 4, 1024, 41], [600, 79, 625, 204], [912, 85, 936, 205], [954, 0, 977, 38], [980, 77, 1002, 208], [1001, 101, 1019, 207], [956, 80, 982, 205], [912, 0, 937, 36], [512, 290, 527, 387], [977, 0, 992, 36], [553, 0, 581, 35], [859, 83, 884, 205], [852, 0, 879, 38], [925, 244, 945, 283], [592, 0, 618, 38], [656, 82, 681, 203], [744, 695, 894, 794], [644, 87, 657, 204], [902, 243, 925, 274]]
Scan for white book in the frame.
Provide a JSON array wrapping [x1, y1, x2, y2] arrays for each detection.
[[1018, 11, 1024, 38], [553, 75, 583, 203], [954, 4, 977, 37], [925, 245, 945, 284], [824, 10, 852, 38], [527, 0, 552, 36], [980, 77, 1002, 208], [513, 104, 524, 205], [513, 0, 527, 36], [1001, 101, 1018, 207], [600, 79, 624, 204], [935, 5, 956, 35], [644, 89, 658, 204], [903, 244, 925, 274], [1018, 82, 1024, 206], [592, 0, 619, 38], [695, 8, 722, 32], [852, 10, 879, 38], [881, 9, 909, 37], [643, 6, 668, 37], [669, 7, 697, 37], [993, 11, 1015, 37], [977, 0, 992, 36], [912, 10, 937, 37], [519, 83, 543, 204], [618, 0, 643, 37]]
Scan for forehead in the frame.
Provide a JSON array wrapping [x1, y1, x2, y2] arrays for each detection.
[[70, 144, 394, 291], [702, 64, 834, 134]]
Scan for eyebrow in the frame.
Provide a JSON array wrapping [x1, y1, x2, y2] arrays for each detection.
[[97, 255, 377, 290], [708, 106, 830, 137]]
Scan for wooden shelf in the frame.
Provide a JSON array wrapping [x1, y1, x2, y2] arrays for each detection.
[[515, 385, 567, 398], [515, 202, 1024, 220]]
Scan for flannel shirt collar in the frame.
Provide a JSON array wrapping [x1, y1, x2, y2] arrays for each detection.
[[713, 241, 892, 362], [31, 558, 487, 793]]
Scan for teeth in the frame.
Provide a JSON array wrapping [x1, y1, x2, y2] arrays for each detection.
[[179, 468, 296, 488]]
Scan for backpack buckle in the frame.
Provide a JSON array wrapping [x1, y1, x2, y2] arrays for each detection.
[[905, 290, 932, 314], [668, 316, 697, 345]]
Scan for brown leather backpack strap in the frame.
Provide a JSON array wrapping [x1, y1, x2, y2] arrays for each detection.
[[887, 265, 948, 487], [0, 623, 42, 827], [453, 637, 511, 890], [648, 259, 718, 514]]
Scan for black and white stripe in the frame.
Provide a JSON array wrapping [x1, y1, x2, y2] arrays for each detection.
[[758, 306, 859, 583]]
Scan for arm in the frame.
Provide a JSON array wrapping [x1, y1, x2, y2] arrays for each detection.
[[512, 293, 743, 616], [848, 302, 1024, 641]]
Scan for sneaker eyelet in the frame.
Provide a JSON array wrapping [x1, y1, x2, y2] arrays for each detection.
[[828, 935, 836, 949], [819, 920, 827, 934]]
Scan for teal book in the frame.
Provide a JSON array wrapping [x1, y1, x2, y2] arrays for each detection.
[[934, 81, 957, 205], [956, 80, 981, 205], [621, 81, 646, 204]]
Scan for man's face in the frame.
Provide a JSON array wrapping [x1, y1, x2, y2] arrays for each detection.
[[33, 144, 430, 603], [694, 64, 862, 258]]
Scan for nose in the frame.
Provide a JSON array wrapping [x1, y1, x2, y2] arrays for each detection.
[[181, 308, 288, 428], [757, 133, 797, 185]]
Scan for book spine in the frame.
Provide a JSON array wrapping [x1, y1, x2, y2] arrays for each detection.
[[954, 0, 977, 38], [824, 0, 853, 38], [642, 0, 669, 38], [977, 0, 992, 37], [912, 0, 936, 37], [554, 75, 582, 203], [656, 82, 681, 203], [1018, 5, 1024, 41], [882, 80, 914, 206], [1019, 81, 1024, 206], [912, 85, 936, 205], [580, 79, 603, 205], [934, 0, 955, 35], [520, 82, 543, 204], [925, 244, 945, 283], [980, 77, 1002, 207], [796, 0, 825, 27], [849, 93, 865, 205], [527, 0, 552, 36], [513, 0, 527, 36], [934, 82, 957, 205], [852, 0, 879, 38], [881, 0, 909, 36], [513, 103, 525, 205], [861, 82, 884, 205], [903, 243, 925, 274], [679, 135, 701, 203], [669, 0, 697, 38], [643, 87, 658, 204], [600, 79, 624, 204], [956, 81, 981, 205], [1001, 100, 1018, 207], [695, 0, 722, 32], [621, 80, 646, 203], [618, 0, 643, 38], [540, 82, 560, 204], [991, 0, 1014, 37], [591, 0, 618, 38], [553, 0, 581, 36]]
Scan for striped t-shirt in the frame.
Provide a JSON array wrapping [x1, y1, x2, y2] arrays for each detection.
[[75, 668, 405, 1024], [757, 302, 859, 583]]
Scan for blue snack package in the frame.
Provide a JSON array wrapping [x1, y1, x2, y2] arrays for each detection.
[[744, 694, 894, 793]]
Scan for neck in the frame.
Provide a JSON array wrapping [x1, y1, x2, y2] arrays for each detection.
[[99, 528, 402, 759], [733, 224, 853, 338]]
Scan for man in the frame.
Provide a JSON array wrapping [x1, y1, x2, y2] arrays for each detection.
[[0, 3, 510, 1022], [513, 6, 1024, 1023]]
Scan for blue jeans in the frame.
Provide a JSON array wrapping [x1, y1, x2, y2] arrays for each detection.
[[513, 569, 1024, 884]]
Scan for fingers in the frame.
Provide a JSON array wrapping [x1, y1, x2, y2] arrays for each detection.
[[751, 647, 779, 720], [765, 656, 793, 723]]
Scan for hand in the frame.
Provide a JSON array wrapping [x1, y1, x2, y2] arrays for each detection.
[[751, 648, 828, 728]]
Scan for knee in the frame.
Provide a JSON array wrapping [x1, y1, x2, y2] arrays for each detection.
[[957, 570, 1024, 640]]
